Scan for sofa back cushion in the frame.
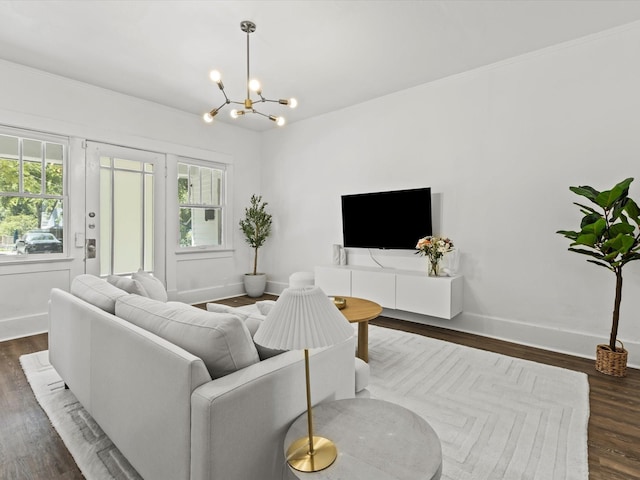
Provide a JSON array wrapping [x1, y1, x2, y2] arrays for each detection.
[[206, 302, 285, 360], [115, 295, 260, 378], [71, 274, 128, 314], [132, 270, 168, 302], [106, 275, 148, 297]]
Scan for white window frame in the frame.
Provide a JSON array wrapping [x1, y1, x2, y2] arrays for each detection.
[[0, 125, 68, 262], [177, 157, 228, 251]]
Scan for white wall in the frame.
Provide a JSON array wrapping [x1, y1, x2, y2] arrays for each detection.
[[0, 59, 261, 340], [260, 23, 640, 366], [3, 22, 640, 367]]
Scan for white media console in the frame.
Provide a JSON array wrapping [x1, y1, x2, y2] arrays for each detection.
[[315, 265, 463, 320]]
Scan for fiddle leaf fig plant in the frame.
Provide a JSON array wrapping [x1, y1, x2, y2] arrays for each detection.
[[557, 177, 640, 351], [239, 194, 272, 276]]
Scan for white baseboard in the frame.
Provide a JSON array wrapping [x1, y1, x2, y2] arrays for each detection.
[[382, 308, 640, 369], [174, 281, 287, 305], [266, 280, 289, 296], [0, 312, 48, 342]]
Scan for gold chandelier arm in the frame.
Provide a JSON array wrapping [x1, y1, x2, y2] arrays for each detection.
[[218, 87, 230, 104], [204, 99, 229, 122], [252, 110, 271, 119], [253, 110, 286, 126]]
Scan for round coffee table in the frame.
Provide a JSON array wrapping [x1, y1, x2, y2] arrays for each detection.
[[284, 398, 442, 479], [338, 297, 382, 363]]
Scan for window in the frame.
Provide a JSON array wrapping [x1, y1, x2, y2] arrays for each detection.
[[0, 129, 66, 258], [178, 160, 225, 248]]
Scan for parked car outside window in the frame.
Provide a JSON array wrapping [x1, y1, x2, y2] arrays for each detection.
[[16, 232, 63, 254]]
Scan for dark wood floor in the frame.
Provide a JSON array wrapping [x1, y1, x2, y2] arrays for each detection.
[[1, 294, 639, 479], [0, 333, 83, 479]]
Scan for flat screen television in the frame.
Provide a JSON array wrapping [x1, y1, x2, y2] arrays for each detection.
[[341, 187, 432, 249]]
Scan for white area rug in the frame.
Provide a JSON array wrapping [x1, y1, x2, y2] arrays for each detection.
[[367, 325, 589, 480], [20, 325, 589, 480]]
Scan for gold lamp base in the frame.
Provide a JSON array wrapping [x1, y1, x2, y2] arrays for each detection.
[[286, 435, 338, 472]]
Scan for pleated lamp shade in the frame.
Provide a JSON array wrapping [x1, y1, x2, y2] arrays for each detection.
[[254, 286, 354, 350]]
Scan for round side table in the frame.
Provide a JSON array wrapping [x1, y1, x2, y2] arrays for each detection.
[[284, 398, 442, 479]]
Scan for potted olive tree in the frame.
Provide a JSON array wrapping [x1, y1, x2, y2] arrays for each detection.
[[239, 194, 273, 297], [557, 177, 640, 377]]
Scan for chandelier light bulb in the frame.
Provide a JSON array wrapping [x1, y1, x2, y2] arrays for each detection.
[[203, 112, 214, 123], [276, 116, 286, 127], [249, 78, 261, 92], [209, 70, 222, 84], [279, 98, 298, 109]]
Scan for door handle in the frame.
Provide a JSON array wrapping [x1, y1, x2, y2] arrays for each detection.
[[87, 239, 96, 259]]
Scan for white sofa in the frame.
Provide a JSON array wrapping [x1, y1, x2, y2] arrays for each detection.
[[48, 274, 358, 480]]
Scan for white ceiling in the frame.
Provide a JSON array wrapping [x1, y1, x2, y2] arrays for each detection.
[[1, 1, 640, 131]]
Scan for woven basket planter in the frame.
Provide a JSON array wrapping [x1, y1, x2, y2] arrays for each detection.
[[595, 341, 628, 377]]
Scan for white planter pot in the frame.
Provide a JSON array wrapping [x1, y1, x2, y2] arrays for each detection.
[[243, 273, 267, 298]]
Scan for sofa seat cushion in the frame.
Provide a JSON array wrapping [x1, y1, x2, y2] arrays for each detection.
[[116, 295, 260, 379], [71, 274, 128, 314]]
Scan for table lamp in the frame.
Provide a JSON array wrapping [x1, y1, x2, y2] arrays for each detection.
[[253, 286, 354, 472]]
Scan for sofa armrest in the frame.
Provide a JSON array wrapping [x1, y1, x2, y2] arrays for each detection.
[[190, 336, 355, 480], [90, 311, 212, 480], [49, 288, 94, 409]]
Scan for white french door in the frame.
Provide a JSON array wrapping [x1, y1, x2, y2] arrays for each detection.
[[84, 142, 165, 282]]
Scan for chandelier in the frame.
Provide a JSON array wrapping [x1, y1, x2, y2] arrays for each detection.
[[203, 20, 297, 127]]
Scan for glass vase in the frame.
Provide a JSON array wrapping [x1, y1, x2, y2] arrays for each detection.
[[428, 258, 440, 277]]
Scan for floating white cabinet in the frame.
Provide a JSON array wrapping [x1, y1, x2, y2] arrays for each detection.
[[315, 265, 463, 319], [351, 268, 396, 308], [395, 271, 463, 319]]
